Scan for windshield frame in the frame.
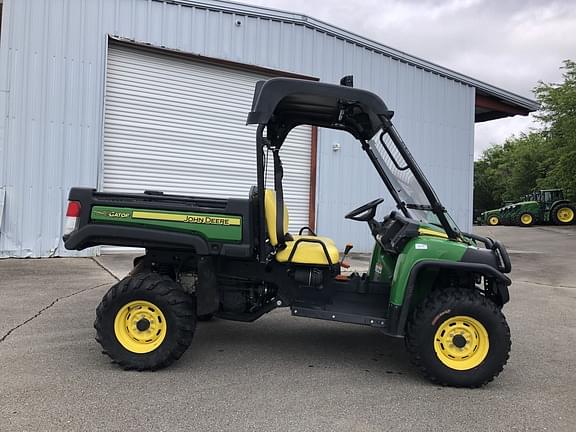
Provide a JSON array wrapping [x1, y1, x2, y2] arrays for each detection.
[[360, 117, 461, 239]]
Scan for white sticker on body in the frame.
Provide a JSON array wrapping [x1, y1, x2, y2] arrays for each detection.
[[415, 243, 428, 250]]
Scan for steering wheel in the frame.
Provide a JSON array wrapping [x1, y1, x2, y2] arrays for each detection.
[[345, 198, 384, 222]]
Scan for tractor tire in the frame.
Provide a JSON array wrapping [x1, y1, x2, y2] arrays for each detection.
[[406, 288, 511, 388], [517, 212, 534, 227], [197, 313, 215, 322], [487, 215, 500, 226], [94, 272, 196, 371], [551, 204, 575, 225]]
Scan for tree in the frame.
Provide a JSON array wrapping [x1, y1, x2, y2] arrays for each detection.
[[534, 60, 576, 198], [474, 60, 576, 210]]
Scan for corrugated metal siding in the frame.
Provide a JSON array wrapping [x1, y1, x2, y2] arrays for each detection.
[[0, 0, 108, 257], [0, 0, 474, 256]]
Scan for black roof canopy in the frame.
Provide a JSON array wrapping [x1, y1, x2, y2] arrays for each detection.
[[247, 78, 393, 142]]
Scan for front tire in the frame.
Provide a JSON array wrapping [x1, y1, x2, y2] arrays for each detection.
[[94, 272, 196, 370], [487, 215, 500, 226], [406, 288, 510, 387]]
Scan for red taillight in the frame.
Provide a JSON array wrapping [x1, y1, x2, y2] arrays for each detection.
[[66, 201, 81, 217], [64, 201, 81, 236]]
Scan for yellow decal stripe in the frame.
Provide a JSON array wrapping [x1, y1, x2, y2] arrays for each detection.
[[133, 211, 186, 222], [132, 211, 241, 226], [418, 228, 448, 239]]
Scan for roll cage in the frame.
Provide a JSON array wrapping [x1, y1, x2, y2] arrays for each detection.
[[247, 77, 460, 262]]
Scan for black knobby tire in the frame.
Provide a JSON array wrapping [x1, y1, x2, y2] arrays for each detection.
[[406, 288, 511, 388], [197, 313, 215, 322], [94, 272, 196, 371], [551, 203, 576, 226]]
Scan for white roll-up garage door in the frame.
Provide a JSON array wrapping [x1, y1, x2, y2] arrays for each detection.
[[102, 44, 312, 232]]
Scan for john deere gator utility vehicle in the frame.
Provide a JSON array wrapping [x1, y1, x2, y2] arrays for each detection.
[[64, 77, 512, 387]]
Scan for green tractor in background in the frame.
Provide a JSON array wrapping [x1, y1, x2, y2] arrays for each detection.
[[478, 209, 503, 226], [477, 201, 515, 226], [492, 189, 575, 227]]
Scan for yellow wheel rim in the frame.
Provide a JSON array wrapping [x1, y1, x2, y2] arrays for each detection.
[[488, 216, 499, 226], [434, 315, 489, 370], [557, 207, 574, 223], [114, 300, 167, 354], [520, 213, 533, 225]]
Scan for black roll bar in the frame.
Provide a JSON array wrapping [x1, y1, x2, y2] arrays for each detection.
[[256, 124, 267, 263]]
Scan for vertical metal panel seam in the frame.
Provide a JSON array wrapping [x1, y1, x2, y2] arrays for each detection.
[[97, 35, 111, 192], [15, 0, 33, 255], [0, 0, 15, 190], [38, 0, 51, 253]]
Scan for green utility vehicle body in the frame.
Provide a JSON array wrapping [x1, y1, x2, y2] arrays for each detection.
[[70, 189, 509, 330], [64, 77, 512, 387]]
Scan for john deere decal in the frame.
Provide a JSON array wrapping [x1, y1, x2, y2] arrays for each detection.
[[132, 211, 241, 226], [90, 206, 242, 242]]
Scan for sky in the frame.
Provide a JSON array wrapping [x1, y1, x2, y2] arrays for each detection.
[[246, 0, 576, 159]]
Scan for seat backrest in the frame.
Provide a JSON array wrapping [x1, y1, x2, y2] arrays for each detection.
[[264, 189, 289, 246]]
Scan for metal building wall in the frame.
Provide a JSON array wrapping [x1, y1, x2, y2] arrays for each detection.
[[0, 0, 474, 256]]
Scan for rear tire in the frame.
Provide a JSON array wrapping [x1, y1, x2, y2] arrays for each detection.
[[551, 204, 575, 225], [94, 272, 196, 371], [197, 313, 215, 322], [406, 288, 510, 388]]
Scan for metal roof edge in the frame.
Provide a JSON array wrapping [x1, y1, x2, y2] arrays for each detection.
[[171, 0, 539, 112]]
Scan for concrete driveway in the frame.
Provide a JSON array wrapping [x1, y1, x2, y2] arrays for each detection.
[[1, 226, 575, 431]]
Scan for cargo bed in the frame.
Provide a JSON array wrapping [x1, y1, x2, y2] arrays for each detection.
[[63, 188, 255, 257]]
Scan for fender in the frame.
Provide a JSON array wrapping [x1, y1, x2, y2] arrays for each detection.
[[387, 260, 511, 337], [64, 224, 210, 254], [550, 199, 571, 211], [548, 199, 572, 222]]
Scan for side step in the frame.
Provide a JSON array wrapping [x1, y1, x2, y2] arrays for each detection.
[[291, 307, 387, 329]]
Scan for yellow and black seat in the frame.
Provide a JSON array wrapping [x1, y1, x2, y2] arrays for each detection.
[[264, 189, 340, 265]]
